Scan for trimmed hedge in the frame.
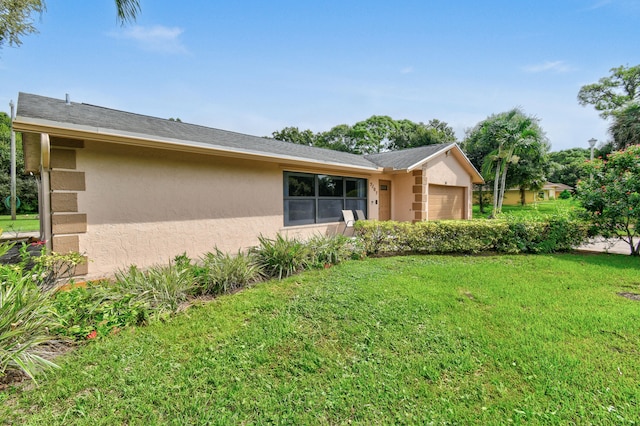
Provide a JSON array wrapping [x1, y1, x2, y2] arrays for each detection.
[[354, 218, 588, 255]]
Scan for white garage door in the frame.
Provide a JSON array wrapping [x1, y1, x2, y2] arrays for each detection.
[[428, 185, 465, 220]]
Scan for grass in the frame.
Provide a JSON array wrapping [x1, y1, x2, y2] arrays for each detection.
[[1, 254, 639, 424], [0, 214, 39, 234], [473, 199, 582, 220]]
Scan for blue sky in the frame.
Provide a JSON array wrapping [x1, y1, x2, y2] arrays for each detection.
[[1, 0, 639, 151]]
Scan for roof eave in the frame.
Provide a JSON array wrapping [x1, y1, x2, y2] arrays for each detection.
[[13, 116, 383, 174]]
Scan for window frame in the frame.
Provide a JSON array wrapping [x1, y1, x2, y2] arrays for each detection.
[[283, 172, 367, 226]]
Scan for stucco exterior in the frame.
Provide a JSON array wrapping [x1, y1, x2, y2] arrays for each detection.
[[424, 152, 474, 219], [14, 93, 484, 279]]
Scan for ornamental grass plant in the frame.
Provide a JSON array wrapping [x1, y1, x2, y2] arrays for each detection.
[[113, 263, 196, 319], [252, 234, 310, 279], [197, 249, 263, 295], [0, 268, 57, 381]]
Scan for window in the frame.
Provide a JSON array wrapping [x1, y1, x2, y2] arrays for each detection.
[[284, 172, 367, 226]]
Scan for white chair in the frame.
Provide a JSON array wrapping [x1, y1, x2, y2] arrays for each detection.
[[355, 210, 367, 221], [341, 210, 355, 234]]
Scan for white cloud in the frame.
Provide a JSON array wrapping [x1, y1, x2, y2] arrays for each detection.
[[400, 66, 414, 74], [587, 0, 613, 10], [111, 25, 187, 54], [522, 60, 573, 73]]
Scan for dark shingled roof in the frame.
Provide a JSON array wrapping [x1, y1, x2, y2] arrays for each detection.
[[365, 143, 456, 170], [16, 92, 378, 170], [16, 92, 470, 175]]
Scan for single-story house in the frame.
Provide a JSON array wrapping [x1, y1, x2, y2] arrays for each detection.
[[501, 182, 574, 205], [14, 92, 483, 279]]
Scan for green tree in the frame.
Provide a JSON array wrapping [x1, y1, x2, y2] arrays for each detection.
[[577, 64, 640, 118], [461, 124, 498, 213], [388, 119, 456, 150], [350, 115, 398, 154], [0, 112, 38, 213], [271, 127, 318, 146], [609, 102, 640, 151], [576, 144, 640, 256], [506, 138, 551, 205], [467, 108, 546, 216], [271, 116, 457, 155], [547, 148, 590, 188], [0, 0, 140, 48], [316, 124, 357, 152]]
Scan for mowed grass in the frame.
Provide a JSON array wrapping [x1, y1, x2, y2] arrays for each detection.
[[0, 214, 39, 234], [473, 199, 582, 220], [2, 254, 639, 424]]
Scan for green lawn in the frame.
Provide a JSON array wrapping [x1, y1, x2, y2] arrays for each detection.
[[2, 254, 639, 424], [473, 199, 582, 220], [0, 214, 39, 234]]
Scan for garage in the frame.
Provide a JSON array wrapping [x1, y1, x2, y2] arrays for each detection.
[[428, 185, 465, 220]]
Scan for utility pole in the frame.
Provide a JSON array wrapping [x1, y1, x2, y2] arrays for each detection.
[[9, 100, 16, 221]]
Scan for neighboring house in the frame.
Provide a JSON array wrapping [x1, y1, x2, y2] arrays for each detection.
[[476, 182, 574, 206], [502, 182, 574, 205], [14, 93, 483, 279]]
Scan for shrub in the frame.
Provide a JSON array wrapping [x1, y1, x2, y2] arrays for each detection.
[[305, 234, 363, 267], [354, 218, 588, 255], [52, 284, 148, 340], [559, 190, 572, 199], [0, 262, 58, 381], [198, 249, 263, 295], [252, 234, 310, 279], [114, 262, 196, 319]]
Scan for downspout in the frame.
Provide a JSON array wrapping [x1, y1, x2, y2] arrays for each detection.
[[39, 133, 52, 248]]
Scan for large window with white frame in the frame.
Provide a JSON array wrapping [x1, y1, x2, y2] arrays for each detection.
[[283, 172, 367, 226]]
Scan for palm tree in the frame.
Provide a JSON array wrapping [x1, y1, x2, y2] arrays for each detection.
[[115, 0, 140, 24], [480, 109, 544, 217], [1, 0, 140, 48]]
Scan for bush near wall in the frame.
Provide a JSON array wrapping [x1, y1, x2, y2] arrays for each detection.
[[354, 218, 588, 255]]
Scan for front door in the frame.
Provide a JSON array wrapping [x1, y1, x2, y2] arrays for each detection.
[[379, 180, 391, 221]]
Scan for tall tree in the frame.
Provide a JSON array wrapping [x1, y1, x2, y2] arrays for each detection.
[[270, 116, 457, 155], [0, 0, 140, 48], [465, 108, 547, 217], [577, 64, 640, 118], [316, 124, 357, 152], [506, 138, 551, 205], [271, 127, 318, 146], [461, 123, 497, 213], [609, 102, 640, 150], [350, 115, 398, 154], [388, 119, 456, 150], [547, 148, 590, 188]]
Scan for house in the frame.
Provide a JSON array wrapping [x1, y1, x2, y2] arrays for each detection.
[[501, 182, 574, 205], [14, 93, 483, 279]]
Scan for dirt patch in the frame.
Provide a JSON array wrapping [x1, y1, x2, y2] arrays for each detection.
[[617, 292, 640, 301]]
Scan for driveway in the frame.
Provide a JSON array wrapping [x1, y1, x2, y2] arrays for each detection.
[[577, 238, 634, 255]]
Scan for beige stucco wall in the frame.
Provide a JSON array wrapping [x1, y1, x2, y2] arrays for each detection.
[[76, 142, 279, 277], [389, 173, 415, 222], [75, 141, 379, 279], [424, 153, 474, 219]]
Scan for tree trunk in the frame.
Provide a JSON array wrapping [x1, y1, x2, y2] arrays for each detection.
[[491, 162, 501, 218], [497, 161, 509, 214], [520, 187, 526, 206], [631, 236, 640, 256]]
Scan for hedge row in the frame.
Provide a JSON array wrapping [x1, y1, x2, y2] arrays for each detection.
[[353, 218, 589, 255]]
